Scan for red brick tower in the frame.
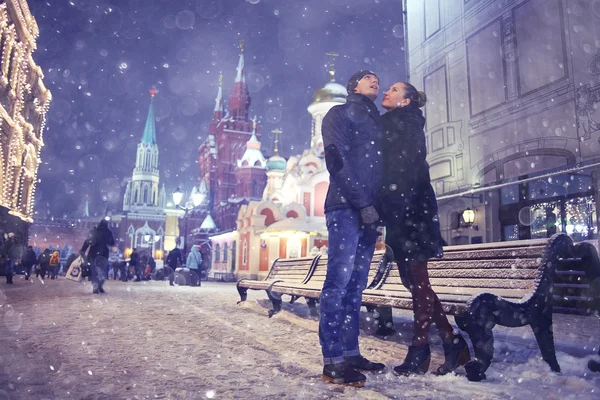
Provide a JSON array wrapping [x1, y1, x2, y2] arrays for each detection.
[[197, 42, 263, 232]]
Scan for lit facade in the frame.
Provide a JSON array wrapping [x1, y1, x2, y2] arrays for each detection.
[[406, 0, 600, 244], [0, 0, 51, 236], [209, 72, 346, 280]]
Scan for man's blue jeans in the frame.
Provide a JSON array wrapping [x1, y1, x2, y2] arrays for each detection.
[[319, 208, 378, 364]]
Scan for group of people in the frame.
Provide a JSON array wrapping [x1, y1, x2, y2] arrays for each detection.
[[1, 233, 63, 284], [78, 219, 204, 293], [318, 70, 470, 387]]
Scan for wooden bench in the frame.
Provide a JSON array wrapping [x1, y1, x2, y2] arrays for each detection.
[[236, 250, 389, 317], [236, 255, 321, 316], [265, 250, 389, 317], [254, 233, 600, 381], [360, 234, 600, 381]]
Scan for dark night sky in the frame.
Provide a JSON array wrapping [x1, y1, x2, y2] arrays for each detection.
[[29, 0, 405, 218]]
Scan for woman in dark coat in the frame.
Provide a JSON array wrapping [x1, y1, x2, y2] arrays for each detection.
[[379, 82, 470, 376]]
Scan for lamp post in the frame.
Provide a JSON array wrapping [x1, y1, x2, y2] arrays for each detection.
[[173, 186, 205, 257]]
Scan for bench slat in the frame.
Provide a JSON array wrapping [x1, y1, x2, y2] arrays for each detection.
[[428, 259, 539, 270], [375, 285, 529, 300], [441, 247, 545, 260], [428, 277, 534, 290]]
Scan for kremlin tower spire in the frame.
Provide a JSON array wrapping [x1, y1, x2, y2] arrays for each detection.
[[228, 41, 250, 122], [213, 72, 224, 120], [124, 89, 163, 210]]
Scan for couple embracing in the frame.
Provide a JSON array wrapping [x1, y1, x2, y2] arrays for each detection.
[[319, 70, 471, 387]]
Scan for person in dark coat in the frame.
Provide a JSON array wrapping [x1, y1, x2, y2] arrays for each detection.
[[37, 248, 51, 279], [21, 245, 37, 280], [379, 81, 470, 376], [129, 248, 140, 281], [318, 70, 385, 388], [166, 247, 183, 286], [80, 219, 115, 294], [1, 233, 21, 284]]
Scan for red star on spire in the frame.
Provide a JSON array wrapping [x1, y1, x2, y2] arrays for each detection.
[[150, 88, 156, 97]]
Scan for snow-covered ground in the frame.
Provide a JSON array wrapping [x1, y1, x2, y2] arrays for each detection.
[[0, 278, 599, 399]]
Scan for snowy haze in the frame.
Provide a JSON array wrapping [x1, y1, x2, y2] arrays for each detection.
[[29, 0, 405, 217]]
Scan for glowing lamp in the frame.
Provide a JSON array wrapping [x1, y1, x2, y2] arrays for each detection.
[[462, 208, 475, 225], [172, 187, 183, 206]]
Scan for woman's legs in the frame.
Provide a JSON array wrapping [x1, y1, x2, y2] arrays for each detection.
[[406, 261, 455, 346]]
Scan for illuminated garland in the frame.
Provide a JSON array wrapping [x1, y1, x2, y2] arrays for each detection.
[[0, 1, 51, 223]]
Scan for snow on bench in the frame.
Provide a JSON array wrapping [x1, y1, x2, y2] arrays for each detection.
[[239, 233, 600, 382]]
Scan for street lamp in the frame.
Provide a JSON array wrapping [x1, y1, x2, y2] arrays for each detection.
[[173, 186, 206, 256], [462, 208, 476, 226]]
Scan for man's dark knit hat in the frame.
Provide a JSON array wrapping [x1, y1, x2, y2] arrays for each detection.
[[346, 70, 379, 94]]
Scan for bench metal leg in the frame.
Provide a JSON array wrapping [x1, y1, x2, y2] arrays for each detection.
[[460, 294, 497, 382], [236, 280, 248, 304], [530, 309, 560, 372], [266, 290, 282, 318], [306, 298, 319, 318], [374, 306, 396, 336], [289, 295, 299, 304]]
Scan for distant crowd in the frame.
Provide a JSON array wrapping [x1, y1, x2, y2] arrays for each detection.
[[0, 225, 206, 291]]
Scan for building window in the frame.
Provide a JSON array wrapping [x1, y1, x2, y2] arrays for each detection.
[[251, 180, 259, 198], [424, 0, 441, 39], [514, 0, 567, 96], [215, 243, 221, 262], [466, 19, 506, 116], [231, 241, 236, 272], [223, 242, 228, 262], [242, 240, 248, 265], [424, 66, 448, 130]]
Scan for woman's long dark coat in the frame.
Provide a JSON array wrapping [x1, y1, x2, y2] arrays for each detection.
[[379, 106, 443, 264]]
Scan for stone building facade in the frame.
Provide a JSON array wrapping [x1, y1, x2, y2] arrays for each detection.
[[406, 0, 600, 244]]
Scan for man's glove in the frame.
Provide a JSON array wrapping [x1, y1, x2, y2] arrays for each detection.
[[360, 205, 380, 225]]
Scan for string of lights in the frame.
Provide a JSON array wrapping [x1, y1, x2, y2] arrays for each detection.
[[0, 1, 52, 223]]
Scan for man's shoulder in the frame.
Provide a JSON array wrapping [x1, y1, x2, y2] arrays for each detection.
[[324, 104, 348, 118]]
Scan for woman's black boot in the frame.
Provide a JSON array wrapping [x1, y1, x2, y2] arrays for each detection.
[[435, 334, 471, 375], [394, 345, 431, 375]]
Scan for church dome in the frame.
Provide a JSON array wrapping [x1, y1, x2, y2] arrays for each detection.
[[266, 154, 286, 171], [311, 81, 347, 104]]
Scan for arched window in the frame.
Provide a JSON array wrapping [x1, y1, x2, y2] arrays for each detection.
[[242, 240, 248, 265], [223, 242, 228, 262], [251, 180, 258, 198], [231, 241, 237, 272], [215, 243, 221, 262], [143, 186, 149, 203]]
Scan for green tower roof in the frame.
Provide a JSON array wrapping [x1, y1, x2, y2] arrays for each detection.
[[141, 89, 156, 145]]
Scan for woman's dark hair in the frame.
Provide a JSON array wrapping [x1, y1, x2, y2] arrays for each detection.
[[401, 82, 427, 108]]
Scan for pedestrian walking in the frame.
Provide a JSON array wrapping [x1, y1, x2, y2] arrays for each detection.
[[36, 248, 51, 279], [166, 247, 183, 286], [49, 251, 60, 279], [80, 219, 115, 294], [379, 81, 470, 375], [21, 245, 37, 280], [1, 233, 21, 284], [319, 70, 385, 387], [129, 248, 140, 281], [186, 245, 202, 286]]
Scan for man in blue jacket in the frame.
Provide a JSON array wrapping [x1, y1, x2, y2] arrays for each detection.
[[319, 70, 385, 387]]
